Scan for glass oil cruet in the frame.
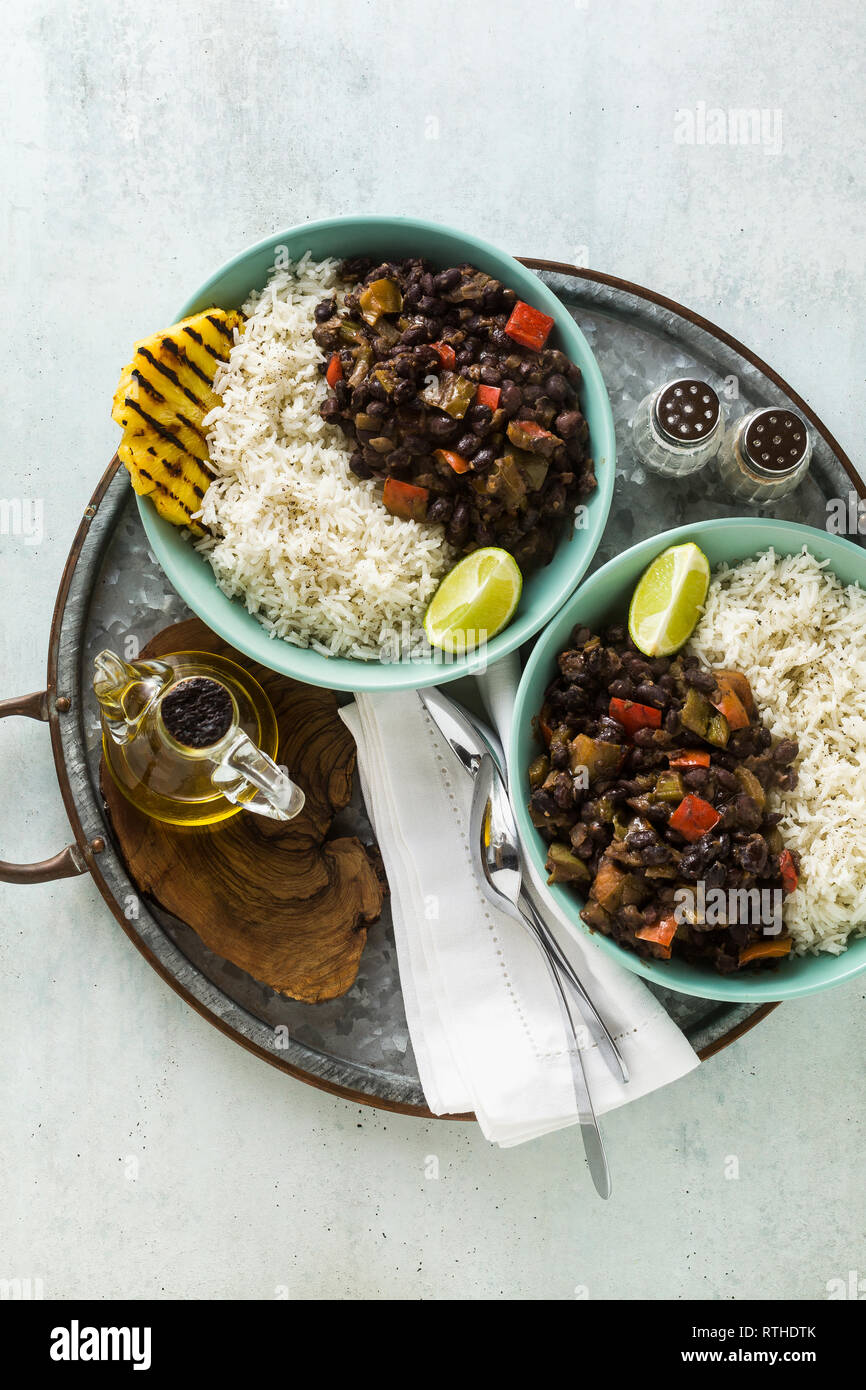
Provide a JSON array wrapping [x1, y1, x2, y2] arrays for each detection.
[[94, 649, 305, 827]]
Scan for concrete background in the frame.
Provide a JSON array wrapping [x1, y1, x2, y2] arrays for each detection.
[[1, 0, 863, 1300]]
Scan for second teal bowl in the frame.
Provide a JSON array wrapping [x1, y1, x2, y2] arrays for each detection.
[[508, 517, 866, 1002], [136, 216, 616, 692]]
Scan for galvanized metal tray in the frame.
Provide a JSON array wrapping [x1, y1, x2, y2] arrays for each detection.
[[4, 262, 863, 1117]]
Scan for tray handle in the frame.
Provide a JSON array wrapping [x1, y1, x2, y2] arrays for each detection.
[[0, 690, 94, 885]]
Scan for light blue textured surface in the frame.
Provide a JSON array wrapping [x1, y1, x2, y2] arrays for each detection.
[[1, 0, 863, 1301]]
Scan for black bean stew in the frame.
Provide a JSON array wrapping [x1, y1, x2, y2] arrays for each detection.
[[314, 258, 596, 571], [528, 625, 802, 974]]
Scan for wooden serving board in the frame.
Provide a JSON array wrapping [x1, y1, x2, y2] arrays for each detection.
[[100, 617, 384, 1003]]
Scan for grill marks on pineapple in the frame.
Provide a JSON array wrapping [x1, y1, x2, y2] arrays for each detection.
[[120, 392, 214, 475], [183, 324, 230, 362], [205, 314, 234, 343], [133, 466, 199, 521], [161, 337, 216, 389], [112, 307, 244, 534], [137, 346, 209, 414]]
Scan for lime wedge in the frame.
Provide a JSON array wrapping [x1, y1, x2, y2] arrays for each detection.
[[424, 548, 523, 654], [628, 542, 710, 656]]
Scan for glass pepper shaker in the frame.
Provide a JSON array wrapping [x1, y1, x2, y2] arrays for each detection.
[[717, 407, 812, 504], [631, 378, 724, 478]]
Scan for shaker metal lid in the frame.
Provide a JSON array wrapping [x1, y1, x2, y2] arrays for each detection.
[[653, 379, 721, 445], [742, 408, 809, 475]]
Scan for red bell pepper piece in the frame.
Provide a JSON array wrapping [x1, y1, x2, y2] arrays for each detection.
[[433, 448, 472, 475], [669, 794, 721, 843], [609, 697, 662, 739], [779, 849, 799, 895], [432, 341, 456, 370], [509, 419, 555, 442], [714, 670, 755, 716], [325, 352, 343, 388], [475, 383, 501, 411], [669, 749, 711, 769], [738, 937, 792, 966], [636, 913, 679, 959], [711, 690, 750, 731], [504, 300, 555, 351], [382, 477, 429, 522]]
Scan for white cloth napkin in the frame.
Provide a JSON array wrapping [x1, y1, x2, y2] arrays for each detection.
[[340, 659, 699, 1146]]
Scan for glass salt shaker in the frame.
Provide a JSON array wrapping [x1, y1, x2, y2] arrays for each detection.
[[631, 378, 724, 478], [717, 407, 812, 504]]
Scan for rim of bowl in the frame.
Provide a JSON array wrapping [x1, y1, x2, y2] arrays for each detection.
[[508, 515, 866, 1002], [135, 215, 616, 692]]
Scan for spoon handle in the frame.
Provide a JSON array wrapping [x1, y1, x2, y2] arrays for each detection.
[[518, 891, 630, 1085]]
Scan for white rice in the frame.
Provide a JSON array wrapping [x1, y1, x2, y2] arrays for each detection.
[[196, 254, 452, 659], [689, 546, 866, 955]]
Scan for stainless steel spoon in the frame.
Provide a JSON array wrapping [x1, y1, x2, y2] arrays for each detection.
[[420, 686, 628, 1085], [470, 753, 612, 1199]]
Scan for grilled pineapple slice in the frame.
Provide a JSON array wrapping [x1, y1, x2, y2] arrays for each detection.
[[112, 308, 244, 534]]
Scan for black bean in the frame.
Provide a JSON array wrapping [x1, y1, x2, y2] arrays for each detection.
[[609, 678, 636, 700], [730, 794, 763, 831], [735, 834, 768, 875], [427, 496, 453, 524], [683, 767, 710, 791], [545, 373, 570, 402], [468, 403, 493, 429], [684, 667, 716, 692], [634, 682, 668, 707], [472, 446, 495, 472], [555, 409, 581, 438], [664, 708, 681, 735], [480, 363, 501, 386], [456, 433, 479, 458], [428, 413, 458, 439], [772, 739, 799, 765], [418, 295, 446, 316], [401, 322, 428, 347], [349, 453, 372, 479], [714, 767, 740, 792], [626, 828, 656, 850], [446, 500, 470, 545], [434, 267, 461, 293], [553, 774, 575, 810], [315, 298, 336, 323]]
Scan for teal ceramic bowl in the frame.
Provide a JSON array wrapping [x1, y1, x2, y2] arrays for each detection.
[[509, 518, 866, 1002], [136, 216, 615, 692]]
